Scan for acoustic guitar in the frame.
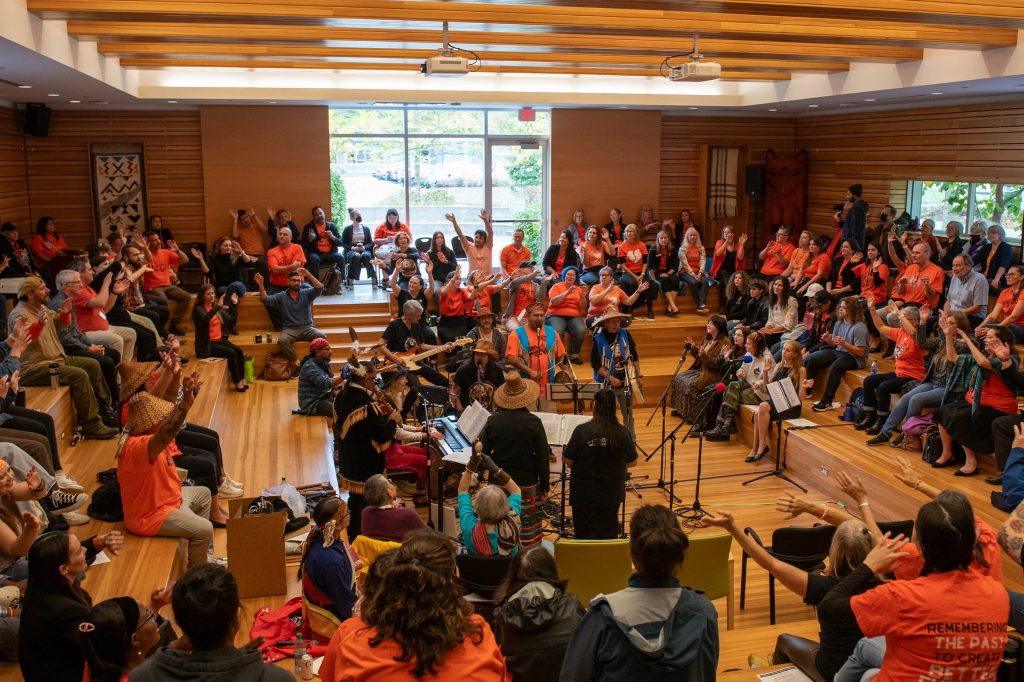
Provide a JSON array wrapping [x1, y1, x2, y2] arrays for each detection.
[[377, 337, 473, 373]]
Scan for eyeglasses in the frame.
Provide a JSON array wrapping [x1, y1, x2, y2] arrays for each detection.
[[135, 607, 156, 634]]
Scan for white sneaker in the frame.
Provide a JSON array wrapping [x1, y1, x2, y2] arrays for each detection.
[[224, 476, 244, 490], [218, 483, 242, 499], [54, 473, 85, 493], [207, 556, 228, 566], [62, 511, 90, 526]]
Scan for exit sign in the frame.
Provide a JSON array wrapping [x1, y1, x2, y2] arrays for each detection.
[[518, 108, 535, 122]]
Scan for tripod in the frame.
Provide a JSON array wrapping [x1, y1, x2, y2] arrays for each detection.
[[742, 413, 806, 491]]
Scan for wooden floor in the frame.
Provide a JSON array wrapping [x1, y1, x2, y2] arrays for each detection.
[[2, 281, 1016, 679]]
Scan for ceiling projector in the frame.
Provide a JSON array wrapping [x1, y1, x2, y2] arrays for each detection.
[[421, 55, 469, 77], [668, 60, 722, 82]]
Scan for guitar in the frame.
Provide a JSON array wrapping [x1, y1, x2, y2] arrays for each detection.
[[377, 337, 473, 373]]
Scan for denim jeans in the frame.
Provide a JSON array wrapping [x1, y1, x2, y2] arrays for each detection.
[[880, 382, 942, 437], [545, 314, 586, 356], [680, 273, 709, 307], [833, 636, 884, 682]]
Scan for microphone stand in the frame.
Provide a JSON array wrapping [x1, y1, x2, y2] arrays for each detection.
[[636, 343, 691, 496]]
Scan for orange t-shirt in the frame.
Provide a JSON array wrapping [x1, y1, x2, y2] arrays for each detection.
[[235, 224, 265, 255], [789, 247, 810, 273], [318, 614, 508, 682], [142, 249, 180, 291], [500, 244, 530, 277], [439, 287, 468, 317], [71, 287, 109, 332], [891, 328, 926, 381], [896, 262, 944, 306], [316, 224, 334, 253], [118, 435, 182, 537], [857, 263, 890, 304], [580, 242, 606, 269], [31, 233, 68, 263], [850, 570, 1008, 682], [546, 281, 582, 317], [617, 241, 648, 274], [505, 324, 565, 391], [967, 369, 1019, 414], [894, 517, 1001, 582], [682, 246, 702, 274], [760, 241, 795, 276], [267, 243, 306, 287], [206, 304, 223, 342], [512, 283, 536, 318], [801, 253, 832, 280], [997, 286, 1024, 318], [587, 283, 627, 318], [374, 222, 412, 241]]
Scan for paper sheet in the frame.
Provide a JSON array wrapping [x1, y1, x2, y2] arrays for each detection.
[[785, 418, 817, 428], [457, 401, 490, 442], [90, 551, 111, 566], [756, 665, 815, 681], [767, 378, 800, 412], [534, 412, 591, 446], [311, 655, 324, 675]]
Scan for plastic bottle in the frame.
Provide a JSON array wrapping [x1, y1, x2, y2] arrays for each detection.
[[280, 477, 306, 518], [294, 630, 305, 674], [870, 361, 878, 375]]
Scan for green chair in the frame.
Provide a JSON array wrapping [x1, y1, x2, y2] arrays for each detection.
[[554, 539, 632, 608], [676, 532, 735, 630]]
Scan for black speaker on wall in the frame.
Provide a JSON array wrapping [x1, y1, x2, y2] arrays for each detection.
[[745, 163, 764, 198], [23, 103, 51, 137]]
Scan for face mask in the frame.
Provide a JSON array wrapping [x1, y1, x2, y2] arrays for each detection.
[[880, 213, 889, 221], [970, 234, 982, 243]]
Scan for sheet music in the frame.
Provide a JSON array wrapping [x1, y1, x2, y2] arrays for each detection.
[[457, 400, 490, 442], [756, 666, 814, 681], [767, 378, 800, 412], [534, 412, 591, 446], [443, 447, 472, 466]]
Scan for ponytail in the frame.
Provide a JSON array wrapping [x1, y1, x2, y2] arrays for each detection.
[[629, 505, 688, 581]]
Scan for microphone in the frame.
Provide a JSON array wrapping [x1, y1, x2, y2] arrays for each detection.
[[742, 354, 753, 363], [714, 382, 727, 393]]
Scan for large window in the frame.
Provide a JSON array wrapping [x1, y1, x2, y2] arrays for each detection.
[[328, 108, 551, 267], [908, 180, 1024, 242]]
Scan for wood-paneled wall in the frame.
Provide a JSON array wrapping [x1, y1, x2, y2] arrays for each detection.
[[797, 101, 1024, 231], [660, 115, 797, 243], [200, 105, 330, 250], [16, 110, 206, 246], [0, 109, 30, 230], [550, 109, 662, 238]]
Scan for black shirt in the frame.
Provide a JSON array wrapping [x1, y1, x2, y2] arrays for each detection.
[[806, 570, 876, 680], [210, 254, 247, 287], [382, 318, 428, 353], [453, 359, 505, 409], [480, 408, 550, 492], [564, 419, 636, 507]]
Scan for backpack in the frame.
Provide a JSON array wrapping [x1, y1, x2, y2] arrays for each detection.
[[841, 387, 864, 423], [319, 266, 342, 296], [261, 351, 293, 381], [88, 478, 124, 522]]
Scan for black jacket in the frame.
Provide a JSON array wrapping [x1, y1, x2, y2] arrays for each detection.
[[480, 408, 550, 492], [646, 246, 680, 275], [542, 245, 581, 274], [192, 302, 232, 358], [742, 295, 770, 330], [19, 588, 92, 681], [722, 292, 749, 322], [300, 220, 343, 254], [335, 383, 397, 486], [129, 645, 293, 681], [341, 224, 372, 253], [841, 199, 868, 248], [0, 237, 35, 277], [494, 581, 584, 682]]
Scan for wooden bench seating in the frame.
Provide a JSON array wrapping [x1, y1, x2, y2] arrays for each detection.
[[23, 385, 75, 457]]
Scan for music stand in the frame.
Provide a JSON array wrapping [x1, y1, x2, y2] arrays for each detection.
[[547, 381, 600, 415], [743, 379, 806, 492]]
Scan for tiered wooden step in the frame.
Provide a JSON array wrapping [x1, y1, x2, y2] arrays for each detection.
[[727, 359, 1024, 591], [24, 386, 75, 458]]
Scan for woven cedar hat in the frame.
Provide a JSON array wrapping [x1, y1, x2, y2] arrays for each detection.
[[119, 359, 159, 403], [593, 311, 631, 328], [126, 392, 175, 435], [492, 371, 539, 410]]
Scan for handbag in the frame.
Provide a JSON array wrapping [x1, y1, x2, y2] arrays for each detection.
[[261, 351, 293, 381], [920, 423, 966, 465], [901, 414, 934, 436], [900, 431, 923, 452]]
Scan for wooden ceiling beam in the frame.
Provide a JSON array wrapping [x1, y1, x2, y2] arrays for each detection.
[[115, 56, 793, 80], [684, 0, 1024, 27], [69, 22, 929, 60], [31, 0, 1019, 47], [96, 42, 850, 71]]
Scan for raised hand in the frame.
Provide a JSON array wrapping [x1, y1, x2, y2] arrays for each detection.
[[0, 375, 9, 398], [444, 213, 456, 224], [862, 533, 909, 574], [20, 511, 40, 534], [296, 267, 309, 278], [8, 370, 19, 395], [253, 272, 265, 287], [58, 296, 73, 317], [835, 471, 867, 504], [24, 466, 41, 493], [189, 247, 203, 260], [775, 491, 810, 519], [99, 530, 124, 555], [478, 209, 489, 222], [893, 455, 921, 489], [112, 278, 130, 295], [700, 510, 736, 530], [738, 234, 748, 245], [230, 292, 239, 305]]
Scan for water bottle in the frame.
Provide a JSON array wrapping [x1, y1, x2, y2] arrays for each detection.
[[294, 630, 305, 674], [870, 361, 878, 375], [280, 477, 306, 518]]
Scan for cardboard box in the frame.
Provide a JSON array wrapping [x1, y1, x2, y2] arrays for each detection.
[[227, 497, 287, 599]]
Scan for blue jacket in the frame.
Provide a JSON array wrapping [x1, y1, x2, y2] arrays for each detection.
[[560, 575, 718, 682]]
